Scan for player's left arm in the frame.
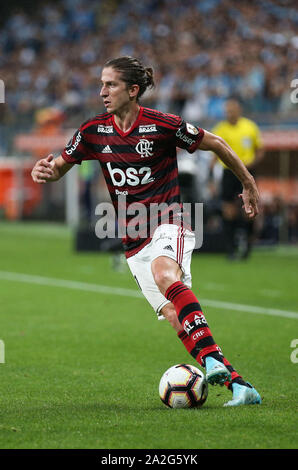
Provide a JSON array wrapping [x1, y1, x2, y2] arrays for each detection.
[[198, 130, 259, 219]]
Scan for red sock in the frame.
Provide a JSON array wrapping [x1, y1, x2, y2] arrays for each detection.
[[168, 281, 242, 388], [166, 281, 220, 364], [178, 330, 203, 365], [223, 358, 242, 387]]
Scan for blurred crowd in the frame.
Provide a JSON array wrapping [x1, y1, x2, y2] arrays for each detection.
[[0, 0, 297, 247], [0, 0, 298, 148]]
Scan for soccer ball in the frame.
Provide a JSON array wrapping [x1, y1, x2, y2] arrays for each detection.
[[159, 364, 208, 409]]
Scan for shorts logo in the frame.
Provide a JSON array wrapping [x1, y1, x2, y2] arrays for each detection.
[[163, 245, 174, 252], [98, 125, 113, 133], [135, 139, 154, 158], [139, 124, 157, 133]]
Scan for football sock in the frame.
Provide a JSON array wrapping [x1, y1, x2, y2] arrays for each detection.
[[177, 330, 222, 366], [166, 281, 222, 365], [178, 330, 198, 360], [169, 281, 243, 389]]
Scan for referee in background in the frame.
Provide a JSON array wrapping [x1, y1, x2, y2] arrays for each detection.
[[211, 99, 264, 260]]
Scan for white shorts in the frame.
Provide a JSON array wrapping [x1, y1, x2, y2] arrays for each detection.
[[127, 224, 195, 319]]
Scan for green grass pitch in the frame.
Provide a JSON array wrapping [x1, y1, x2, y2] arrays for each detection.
[[0, 221, 297, 449]]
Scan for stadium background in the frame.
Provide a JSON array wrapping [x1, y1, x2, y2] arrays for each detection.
[[0, 0, 298, 452], [0, 0, 297, 249]]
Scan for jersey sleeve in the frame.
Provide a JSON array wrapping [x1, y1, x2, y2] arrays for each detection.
[[174, 119, 205, 153], [61, 120, 93, 164]]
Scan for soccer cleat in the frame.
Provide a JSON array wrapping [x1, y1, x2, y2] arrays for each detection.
[[205, 356, 231, 386], [223, 382, 262, 407]]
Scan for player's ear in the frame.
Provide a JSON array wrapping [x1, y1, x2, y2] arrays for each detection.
[[129, 84, 139, 100]]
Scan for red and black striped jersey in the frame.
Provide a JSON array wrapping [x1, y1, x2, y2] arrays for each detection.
[[62, 106, 204, 258]]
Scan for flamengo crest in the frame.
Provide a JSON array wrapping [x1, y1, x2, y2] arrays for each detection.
[[135, 139, 154, 158]]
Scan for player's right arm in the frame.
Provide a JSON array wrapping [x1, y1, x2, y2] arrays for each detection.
[[31, 154, 74, 183], [198, 130, 259, 219], [32, 117, 95, 184]]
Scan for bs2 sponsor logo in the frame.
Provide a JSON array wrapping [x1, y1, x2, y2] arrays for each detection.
[[107, 162, 154, 187]]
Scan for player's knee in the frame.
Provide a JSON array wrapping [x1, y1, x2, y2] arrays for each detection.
[[152, 268, 177, 294], [151, 257, 181, 294]]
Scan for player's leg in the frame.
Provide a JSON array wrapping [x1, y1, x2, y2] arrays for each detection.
[[127, 226, 261, 405], [152, 255, 231, 385], [125, 228, 224, 376], [160, 303, 181, 332], [152, 255, 261, 404], [150, 225, 230, 384]]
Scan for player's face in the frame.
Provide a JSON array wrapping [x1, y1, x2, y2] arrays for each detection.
[[100, 67, 132, 114]]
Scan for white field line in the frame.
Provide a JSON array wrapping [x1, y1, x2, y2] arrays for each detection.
[[0, 270, 298, 320], [0, 271, 142, 299]]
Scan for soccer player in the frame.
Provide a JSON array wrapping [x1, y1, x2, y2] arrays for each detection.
[[211, 99, 264, 260], [31, 56, 261, 407]]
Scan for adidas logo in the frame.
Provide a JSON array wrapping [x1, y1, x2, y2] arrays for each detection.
[[163, 245, 174, 252], [102, 145, 112, 153]]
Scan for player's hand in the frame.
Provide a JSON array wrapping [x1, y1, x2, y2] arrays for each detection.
[[239, 183, 259, 219], [31, 154, 60, 183]]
